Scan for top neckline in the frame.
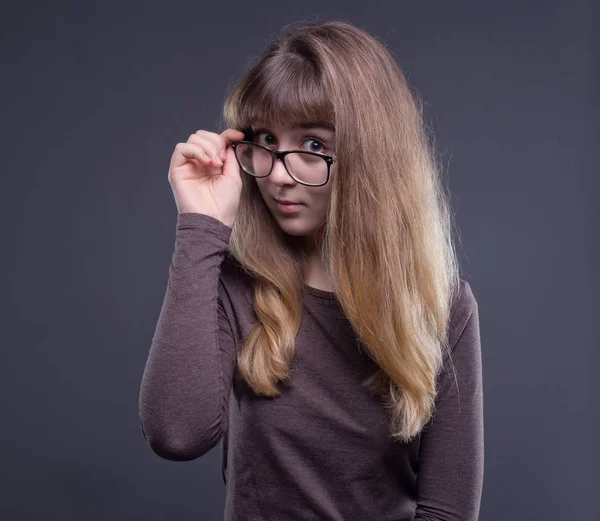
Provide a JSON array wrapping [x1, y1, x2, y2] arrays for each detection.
[[302, 282, 337, 300]]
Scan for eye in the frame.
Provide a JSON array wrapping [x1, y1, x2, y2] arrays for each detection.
[[251, 128, 329, 153], [302, 137, 326, 153], [252, 129, 276, 147]]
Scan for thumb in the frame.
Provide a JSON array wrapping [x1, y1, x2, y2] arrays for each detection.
[[222, 145, 242, 183]]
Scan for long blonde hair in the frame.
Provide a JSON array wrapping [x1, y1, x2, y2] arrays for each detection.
[[217, 20, 461, 442]]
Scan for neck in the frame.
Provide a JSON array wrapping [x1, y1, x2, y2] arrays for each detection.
[[301, 229, 334, 292]]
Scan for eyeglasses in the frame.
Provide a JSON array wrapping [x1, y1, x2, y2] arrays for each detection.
[[231, 140, 336, 187]]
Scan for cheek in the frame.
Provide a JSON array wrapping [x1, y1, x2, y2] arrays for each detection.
[[255, 180, 273, 202], [306, 191, 331, 223], [314, 186, 333, 208]]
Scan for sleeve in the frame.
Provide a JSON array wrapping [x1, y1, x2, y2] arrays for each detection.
[[138, 212, 237, 461], [414, 281, 484, 521]]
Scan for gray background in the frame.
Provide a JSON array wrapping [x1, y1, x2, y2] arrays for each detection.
[[1, 1, 598, 520]]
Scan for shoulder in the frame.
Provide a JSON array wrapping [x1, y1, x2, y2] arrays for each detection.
[[446, 279, 479, 350]]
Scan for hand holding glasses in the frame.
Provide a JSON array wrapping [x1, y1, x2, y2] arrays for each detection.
[[168, 128, 245, 227]]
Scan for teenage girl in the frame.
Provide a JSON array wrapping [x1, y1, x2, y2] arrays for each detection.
[[140, 19, 484, 521]]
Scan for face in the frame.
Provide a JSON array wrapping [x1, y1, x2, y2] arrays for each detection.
[[252, 122, 336, 239]]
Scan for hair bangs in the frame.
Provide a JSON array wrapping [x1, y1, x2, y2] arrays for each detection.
[[234, 56, 335, 132]]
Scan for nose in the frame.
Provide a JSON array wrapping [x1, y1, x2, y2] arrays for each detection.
[[269, 155, 297, 185]]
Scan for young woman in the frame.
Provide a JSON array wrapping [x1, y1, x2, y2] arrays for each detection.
[[139, 20, 484, 521]]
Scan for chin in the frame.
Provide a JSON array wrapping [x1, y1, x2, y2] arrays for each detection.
[[272, 217, 313, 236], [277, 223, 311, 237]]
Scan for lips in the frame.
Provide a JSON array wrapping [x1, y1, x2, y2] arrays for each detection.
[[275, 198, 303, 205]]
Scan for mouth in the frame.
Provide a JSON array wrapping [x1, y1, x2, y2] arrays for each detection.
[[274, 199, 304, 214], [274, 198, 303, 205]]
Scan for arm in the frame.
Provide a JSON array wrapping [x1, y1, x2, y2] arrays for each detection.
[[138, 213, 237, 461], [414, 282, 484, 521]]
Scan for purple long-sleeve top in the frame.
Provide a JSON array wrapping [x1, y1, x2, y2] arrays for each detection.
[[139, 212, 484, 521]]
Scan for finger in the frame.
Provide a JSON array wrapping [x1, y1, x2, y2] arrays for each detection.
[[218, 128, 246, 159], [188, 134, 223, 166], [176, 142, 213, 166], [220, 127, 246, 144], [188, 133, 219, 159], [192, 128, 244, 162]]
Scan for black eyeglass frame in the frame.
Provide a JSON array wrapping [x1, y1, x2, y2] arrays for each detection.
[[230, 140, 337, 187]]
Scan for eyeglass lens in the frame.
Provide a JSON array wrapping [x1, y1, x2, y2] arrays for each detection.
[[235, 143, 328, 186]]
